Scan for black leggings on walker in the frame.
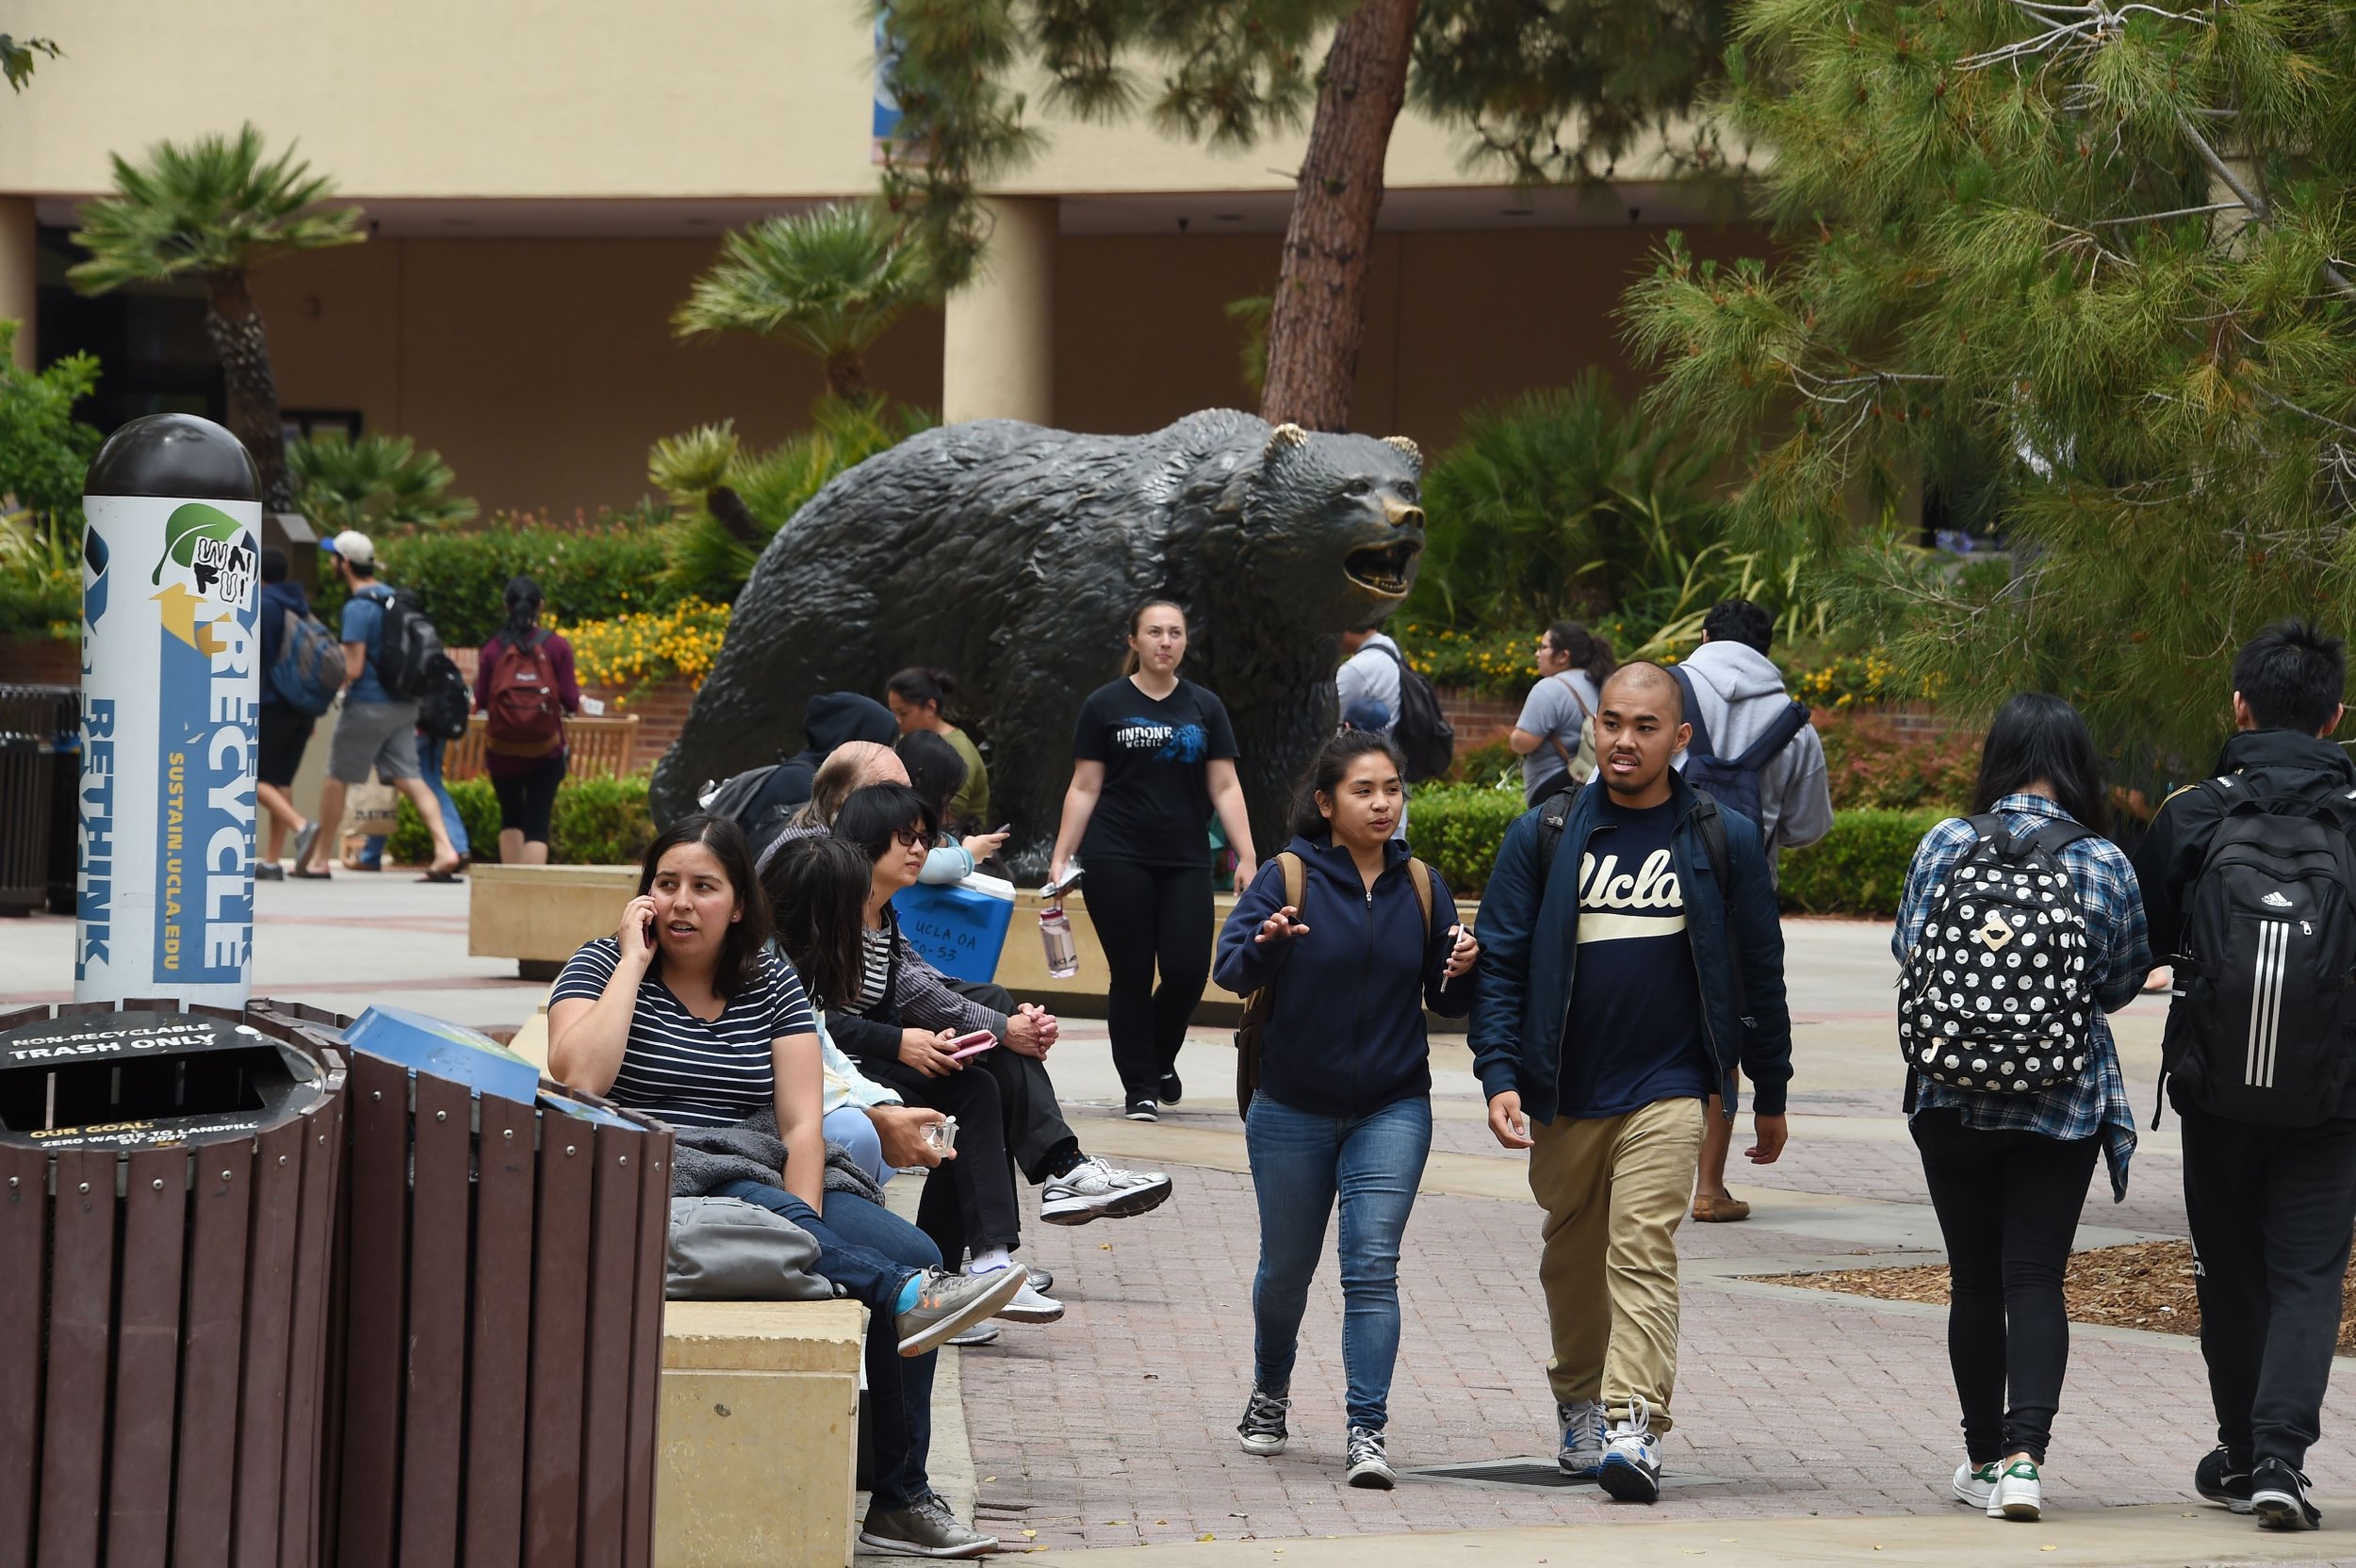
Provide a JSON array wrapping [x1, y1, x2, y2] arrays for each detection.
[[1085, 857, 1213, 1101], [1910, 1106, 2102, 1465]]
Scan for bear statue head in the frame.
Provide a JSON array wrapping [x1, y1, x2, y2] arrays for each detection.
[[1239, 423, 1426, 627]]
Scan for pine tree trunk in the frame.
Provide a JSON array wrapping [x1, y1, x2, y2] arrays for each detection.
[[204, 269, 290, 511], [1259, 0, 1418, 432]]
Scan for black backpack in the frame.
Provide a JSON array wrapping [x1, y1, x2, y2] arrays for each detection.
[[416, 654, 473, 743], [2157, 776, 2356, 1127], [1368, 644, 1456, 782], [367, 585, 446, 703], [697, 759, 807, 860], [1669, 665, 1810, 830], [1897, 815, 2098, 1095]]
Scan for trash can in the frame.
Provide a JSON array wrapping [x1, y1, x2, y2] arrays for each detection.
[[0, 998, 348, 1568], [0, 733, 50, 915], [0, 683, 82, 916], [253, 1002, 677, 1568]]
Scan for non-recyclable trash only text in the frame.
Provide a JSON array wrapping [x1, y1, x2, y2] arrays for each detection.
[[0, 1000, 348, 1568]]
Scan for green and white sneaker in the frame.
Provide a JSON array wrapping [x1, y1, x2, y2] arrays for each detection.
[[1952, 1460, 2001, 1509], [1987, 1459, 2041, 1521]]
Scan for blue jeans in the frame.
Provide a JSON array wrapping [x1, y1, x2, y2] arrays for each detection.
[[359, 731, 467, 866], [824, 1104, 894, 1190], [1246, 1094, 1432, 1430], [713, 1180, 941, 1510]]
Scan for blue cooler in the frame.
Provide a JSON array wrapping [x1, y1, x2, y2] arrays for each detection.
[[892, 872, 1017, 983]]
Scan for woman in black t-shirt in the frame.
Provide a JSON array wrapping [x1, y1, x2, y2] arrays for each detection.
[[1049, 599, 1258, 1119]]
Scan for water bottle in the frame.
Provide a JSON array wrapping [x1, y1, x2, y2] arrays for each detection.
[[1039, 905, 1079, 979]]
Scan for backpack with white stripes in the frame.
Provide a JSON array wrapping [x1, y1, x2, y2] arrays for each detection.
[[2160, 779, 2356, 1125], [1898, 815, 2099, 1095]]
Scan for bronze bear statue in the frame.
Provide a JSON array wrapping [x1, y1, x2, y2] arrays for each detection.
[[650, 409, 1427, 870]]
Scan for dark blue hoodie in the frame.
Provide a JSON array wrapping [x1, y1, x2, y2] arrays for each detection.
[[1215, 831, 1473, 1118]]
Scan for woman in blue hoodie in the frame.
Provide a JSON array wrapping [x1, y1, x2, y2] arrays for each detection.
[[1214, 729, 1479, 1491]]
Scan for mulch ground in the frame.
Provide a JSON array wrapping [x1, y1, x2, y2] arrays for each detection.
[[1762, 1241, 2356, 1352]]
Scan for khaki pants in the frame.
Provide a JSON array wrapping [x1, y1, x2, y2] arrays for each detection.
[[1528, 1096, 1706, 1430]]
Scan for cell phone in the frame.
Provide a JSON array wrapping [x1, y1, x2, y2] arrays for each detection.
[[947, 1030, 997, 1059], [991, 824, 1011, 837]]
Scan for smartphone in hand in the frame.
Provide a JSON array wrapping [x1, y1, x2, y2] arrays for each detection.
[[947, 1030, 997, 1060]]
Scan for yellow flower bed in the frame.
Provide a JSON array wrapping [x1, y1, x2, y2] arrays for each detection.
[[568, 596, 730, 695]]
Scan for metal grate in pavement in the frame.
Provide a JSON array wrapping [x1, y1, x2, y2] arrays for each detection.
[[1402, 1457, 1737, 1493]]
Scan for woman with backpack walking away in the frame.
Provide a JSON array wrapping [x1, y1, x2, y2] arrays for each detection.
[[1213, 730, 1478, 1490], [476, 575, 580, 864], [1891, 694, 2152, 1524], [1050, 599, 1259, 1122]]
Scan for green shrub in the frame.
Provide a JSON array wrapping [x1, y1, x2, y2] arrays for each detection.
[[318, 514, 679, 646], [386, 771, 653, 865], [388, 776, 503, 864], [552, 774, 657, 865], [1407, 782, 1526, 898], [1776, 808, 1944, 918]]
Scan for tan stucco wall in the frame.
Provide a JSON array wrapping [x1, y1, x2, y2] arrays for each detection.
[[239, 219, 1769, 514], [0, 0, 1688, 200], [248, 238, 945, 515]]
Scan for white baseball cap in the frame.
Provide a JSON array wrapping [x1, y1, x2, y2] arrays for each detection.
[[323, 529, 376, 569]]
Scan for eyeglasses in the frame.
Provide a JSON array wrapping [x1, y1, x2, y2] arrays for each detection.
[[892, 826, 926, 849]]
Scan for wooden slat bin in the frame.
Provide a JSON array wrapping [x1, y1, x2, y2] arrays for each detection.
[[271, 1002, 676, 1568], [0, 998, 349, 1568]]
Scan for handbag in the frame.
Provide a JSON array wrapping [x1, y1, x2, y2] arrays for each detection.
[[665, 1196, 838, 1301], [347, 781, 401, 838]]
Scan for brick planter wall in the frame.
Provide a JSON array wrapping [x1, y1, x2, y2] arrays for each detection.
[[1435, 686, 1521, 747], [1, 636, 79, 687]]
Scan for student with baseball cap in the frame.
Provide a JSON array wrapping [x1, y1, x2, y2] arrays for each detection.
[[293, 530, 464, 879]]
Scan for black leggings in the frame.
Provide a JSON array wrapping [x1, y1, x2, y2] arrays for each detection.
[[493, 753, 566, 843], [1910, 1107, 2102, 1464], [1086, 857, 1213, 1099]]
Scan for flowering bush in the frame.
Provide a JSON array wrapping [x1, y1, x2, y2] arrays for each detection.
[[568, 597, 731, 694], [1816, 710, 1979, 813], [1789, 651, 1941, 710], [1399, 624, 1540, 696]]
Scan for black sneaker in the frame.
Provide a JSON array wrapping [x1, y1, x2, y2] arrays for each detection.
[[1124, 1097, 1159, 1122], [2250, 1458, 2320, 1530], [1346, 1425, 1396, 1490], [1236, 1386, 1290, 1455], [2195, 1446, 2253, 1513], [1160, 1070, 1183, 1106]]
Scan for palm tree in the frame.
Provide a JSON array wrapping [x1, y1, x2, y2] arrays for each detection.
[[68, 123, 366, 510], [288, 431, 478, 534], [672, 204, 937, 403]]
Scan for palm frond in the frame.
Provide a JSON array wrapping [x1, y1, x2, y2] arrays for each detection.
[[289, 431, 476, 534], [68, 122, 364, 292]]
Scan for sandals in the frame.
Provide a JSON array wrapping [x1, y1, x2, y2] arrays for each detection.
[[289, 867, 334, 881], [1692, 1190, 1752, 1223]]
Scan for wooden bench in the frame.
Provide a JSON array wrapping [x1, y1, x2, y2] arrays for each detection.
[[441, 713, 643, 781], [657, 1301, 866, 1568]]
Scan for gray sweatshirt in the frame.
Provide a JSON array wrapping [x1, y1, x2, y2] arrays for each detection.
[[1672, 639, 1834, 863]]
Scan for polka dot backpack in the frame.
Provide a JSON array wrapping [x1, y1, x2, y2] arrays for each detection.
[[1898, 813, 2098, 1093]]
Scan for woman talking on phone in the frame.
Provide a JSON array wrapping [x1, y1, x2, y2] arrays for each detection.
[[1214, 731, 1479, 1490], [1051, 598, 1258, 1121], [545, 814, 1017, 1558]]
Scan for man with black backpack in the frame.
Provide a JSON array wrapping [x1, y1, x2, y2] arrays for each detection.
[[2133, 621, 2356, 1533], [293, 530, 464, 880], [1336, 623, 1455, 782], [1470, 662, 1792, 1504], [1672, 598, 1833, 1223]]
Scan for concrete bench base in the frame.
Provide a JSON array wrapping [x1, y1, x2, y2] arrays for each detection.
[[657, 1299, 867, 1568]]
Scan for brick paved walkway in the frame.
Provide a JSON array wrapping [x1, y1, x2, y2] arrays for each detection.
[[950, 1032, 2356, 1556]]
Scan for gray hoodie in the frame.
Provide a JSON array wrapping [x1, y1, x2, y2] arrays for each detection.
[[1672, 639, 1834, 864]]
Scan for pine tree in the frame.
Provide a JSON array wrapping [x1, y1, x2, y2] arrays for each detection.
[[880, 0, 1735, 431], [1623, 0, 2356, 776]]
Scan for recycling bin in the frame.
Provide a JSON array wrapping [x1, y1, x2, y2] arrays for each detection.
[[248, 1002, 676, 1568], [0, 998, 348, 1568]]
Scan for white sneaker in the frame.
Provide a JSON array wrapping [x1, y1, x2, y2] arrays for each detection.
[[1595, 1397, 1661, 1504], [989, 1273, 1065, 1324], [1952, 1460, 2000, 1509], [1556, 1399, 1606, 1478], [1040, 1155, 1175, 1226], [1987, 1459, 2040, 1521]]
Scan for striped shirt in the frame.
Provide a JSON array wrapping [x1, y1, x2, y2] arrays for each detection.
[[1893, 794, 2153, 1200], [857, 926, 893, 1012], [551, 938, 818, 1129]]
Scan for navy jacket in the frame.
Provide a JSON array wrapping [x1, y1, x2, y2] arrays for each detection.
[[1215, 832, 1473, 1118], [256, 579, 311, 709], [1467, 773, 1792, 1125]]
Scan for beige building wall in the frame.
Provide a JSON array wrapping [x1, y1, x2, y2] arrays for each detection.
[[234, 219, 1770, 515]]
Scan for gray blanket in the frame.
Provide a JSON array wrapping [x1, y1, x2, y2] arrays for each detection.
[[670, 1108, 889, 1209]]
